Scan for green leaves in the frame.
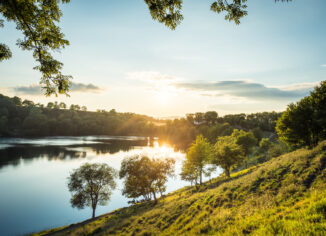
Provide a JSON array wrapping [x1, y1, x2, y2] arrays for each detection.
[[276, 81, 326, 148], [144, 0, 183, 30], [119, 155, 175, 201], [67, 163, 117, 218], [231, 129, 257, 156], [211, 0, 248, 25], [0, 43, 12, 61], [0, 19, 11, 61], [181, 135, 212, 185], [0, 0, 72, 96], [212, 135, 244, 177]]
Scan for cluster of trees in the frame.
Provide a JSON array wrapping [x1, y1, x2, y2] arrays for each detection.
[[0, 94, 158, 137], [181, 130, 257, 185], [68, 157, 175, 218], [67, 123, 294, 219], [185, 111, 281, 132], [160, 110, 281, 150], [180, 128, 289, 184], [65, 80, 326, 222], [0, 94, 281, 152], [277, 81, 326, 148]]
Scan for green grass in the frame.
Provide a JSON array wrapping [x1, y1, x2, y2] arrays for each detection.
[[35, 141, 326, 235]]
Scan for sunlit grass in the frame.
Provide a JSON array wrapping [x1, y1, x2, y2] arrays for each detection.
[[36, 141, 326, 235]]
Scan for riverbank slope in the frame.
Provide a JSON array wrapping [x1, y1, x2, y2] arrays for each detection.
[[36, 141, 326, 235]]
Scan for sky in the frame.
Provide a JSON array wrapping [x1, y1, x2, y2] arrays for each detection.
[[1, 0, 326, 117]]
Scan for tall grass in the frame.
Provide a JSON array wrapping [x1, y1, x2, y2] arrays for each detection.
[[35, 141, 326, 236]]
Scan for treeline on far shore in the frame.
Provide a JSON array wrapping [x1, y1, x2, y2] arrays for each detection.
[[0, 93, 281, 149]]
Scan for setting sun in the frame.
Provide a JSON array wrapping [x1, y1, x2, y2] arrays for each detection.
[[156, 90, 171, 104]]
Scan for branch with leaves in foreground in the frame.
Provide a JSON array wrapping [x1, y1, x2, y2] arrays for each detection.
[[0, 0, 72, 96]]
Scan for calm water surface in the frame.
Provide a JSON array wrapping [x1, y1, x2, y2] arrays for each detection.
[[0, 136, 221, 236]]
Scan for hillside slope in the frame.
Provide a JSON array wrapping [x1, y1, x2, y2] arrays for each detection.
[[37, 141, 326, 235]]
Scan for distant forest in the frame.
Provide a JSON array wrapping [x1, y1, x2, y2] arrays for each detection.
[[0, 94, 282, 149]]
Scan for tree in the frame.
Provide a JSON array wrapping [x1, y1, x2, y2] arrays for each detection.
[[145, 0, 291, 29], [194, 112, 205, 124], [277, 81, 326, 148], [231, 129, 257, 167], [119, 155, 175, 202], [259, 138, 272, 153], [70, 104, 80, 111], [204, 111, 218, 125], [0, 1, 291, 95], [181, 135, 212, 185], [211, 136, 244, 177], [0, 0, 72, 96], [0, 115, 8, 134], [67, 163, 117, 219], [251, 127, 264, 141], [186, 113, 195, 124], [267, 140, 289, 158], [59, 102, 67, 109], [47, 102, 54, 109], [53, 101, 60, 109], [22, 99, 34, 107], [180, 160, 198, 186], [12, 96, 22, 106], [22, 107, 48, 136], [310, 81, 326, 141]]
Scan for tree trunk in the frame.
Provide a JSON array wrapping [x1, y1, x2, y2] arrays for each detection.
[[200, 169, 202, 185], [152, 190, 157, 203], [92, 207, 96, 219], [225, 168, 230, 178]]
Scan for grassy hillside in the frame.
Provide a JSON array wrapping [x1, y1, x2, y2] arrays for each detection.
[[36, 141, 326, 236]]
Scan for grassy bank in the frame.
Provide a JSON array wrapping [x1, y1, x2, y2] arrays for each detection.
[[35, 141, 326, 235]]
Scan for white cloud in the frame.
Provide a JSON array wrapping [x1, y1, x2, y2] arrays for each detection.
[[126, 71, 179, 83], [276, 81, 320, 91], [173, 80, 319, 101], [12, 82, 103, 95]]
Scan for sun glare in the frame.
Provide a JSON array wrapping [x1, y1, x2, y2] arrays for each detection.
[[156, 90, 170, 104]]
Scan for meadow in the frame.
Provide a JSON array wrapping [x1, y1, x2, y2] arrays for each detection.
[[35, 141, 326, 235]]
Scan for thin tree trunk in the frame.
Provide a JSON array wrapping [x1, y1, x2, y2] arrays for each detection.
[[152, 190, 157, 203], [225, 168, 230, 178], [92, 206, 96, 219]]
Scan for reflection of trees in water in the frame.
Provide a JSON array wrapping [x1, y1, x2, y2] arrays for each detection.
[[0, 139, 149, 169], [0, 145, 86, 169], [90, 139, 148, 154]]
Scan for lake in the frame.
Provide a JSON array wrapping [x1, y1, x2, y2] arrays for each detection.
[[0, 136, 222, 236]]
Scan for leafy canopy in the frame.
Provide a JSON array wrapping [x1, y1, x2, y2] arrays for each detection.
[[276, 81, 326, 148], [119, 155, 175, 202], [181, 135, 212, 185], [231, 129, 257, 156], [0, 0, 72, 96], [212, 135, 244, 177], [67, 162, 117, 218]]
